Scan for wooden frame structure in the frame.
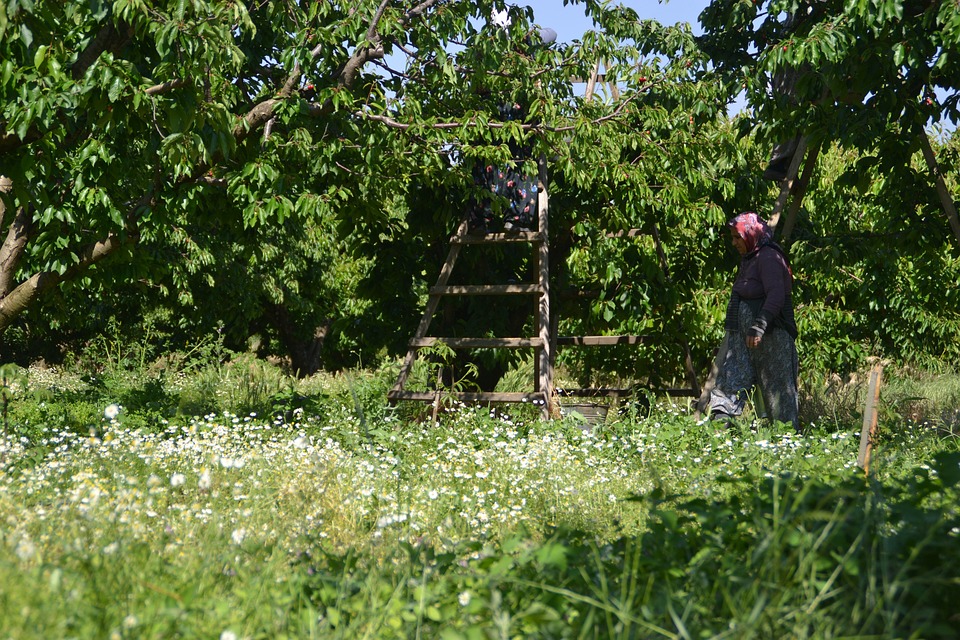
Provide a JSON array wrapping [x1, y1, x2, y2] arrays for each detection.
[[388, 162, 701, 419]]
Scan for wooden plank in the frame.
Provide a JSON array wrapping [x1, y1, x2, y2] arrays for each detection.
[[584, 61, 601, 101], [388, 390, 546, 403], [537, 176, 554, 418], [557, 387, 697, 398], [409, 337, 543, 348], [452, 231, 542, 244], [391, 232, 465, 394], [430, 284, 542, 296], [694, 334, 727, 419], [652, 223, 700, 398], [556, 335, 651, 346]]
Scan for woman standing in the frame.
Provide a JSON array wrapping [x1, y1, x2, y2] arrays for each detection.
[[709, 212, 800, 432]]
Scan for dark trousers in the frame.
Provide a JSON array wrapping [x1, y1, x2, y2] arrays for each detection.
[[709, 301, 799, 431]]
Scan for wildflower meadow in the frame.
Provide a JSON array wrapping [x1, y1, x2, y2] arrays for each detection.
[[0, 361, 958, 639]]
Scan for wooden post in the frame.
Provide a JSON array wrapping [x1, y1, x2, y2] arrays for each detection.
[[584, 61, 600, 102], [857, 364, 883, 475], [694, 334, 727, 419], [390, 219, 467, 396], [917, 129, 960, 247], [652, 223, 700, 399], [780, 140, 822, 245], [768, 136, 808, 233], [430, 365, 444, 425], [537, 159, 555, 419]]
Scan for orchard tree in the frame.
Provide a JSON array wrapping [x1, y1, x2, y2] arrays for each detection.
[[698, 0, 960, 240], [0, 0, 468, 342], [697, 0, 960, 371], [0, 0, 747, 383]]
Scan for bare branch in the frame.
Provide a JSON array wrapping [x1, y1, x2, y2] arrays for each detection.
[[356, 93, 639, 133], [367, 0, 391, 43], [145, 79, 189, 96], [404, 0, 443, 24]]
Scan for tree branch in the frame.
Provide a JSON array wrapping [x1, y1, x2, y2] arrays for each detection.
[[0, 232, 131, 332], [355, 91, 639, 134], [918, 128, 960, 247], [71, 19, 134, 80], [145, 79, 189, 96]]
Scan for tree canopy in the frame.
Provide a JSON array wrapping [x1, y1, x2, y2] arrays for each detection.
[[1, 0, 958, 379]]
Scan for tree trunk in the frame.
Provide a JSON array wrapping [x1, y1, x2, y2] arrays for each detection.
[[0, 176, 30, 299], [267, 303, 331, 377]]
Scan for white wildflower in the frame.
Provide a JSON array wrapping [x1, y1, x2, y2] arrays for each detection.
[[458, 591, 472, 607], [199, 469, 212, 491], [103, 403, 121, 420], [170, 473, 186, 488], [231, 528, 247, 545], [15, 538, 36, 562]]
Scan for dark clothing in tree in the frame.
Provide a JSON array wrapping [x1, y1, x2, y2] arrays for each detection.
[[468, 102, 539, 233]]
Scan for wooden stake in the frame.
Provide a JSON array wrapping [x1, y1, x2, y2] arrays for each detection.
[[584, 61, 601, 101], [857, 364, 883, 475], [694, 334, 727, 419], [537, 164, 555, 419]]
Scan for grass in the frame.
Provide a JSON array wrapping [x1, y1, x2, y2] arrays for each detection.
[[0, 357, 958, 638]]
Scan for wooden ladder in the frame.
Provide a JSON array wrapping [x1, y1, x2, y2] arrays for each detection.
[[387, 170, 554, 419]]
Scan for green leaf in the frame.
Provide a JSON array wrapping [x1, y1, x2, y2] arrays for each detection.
[[108, 76, 123, 102], [20, 22, 32, 47], [33, 44, 47, 69]]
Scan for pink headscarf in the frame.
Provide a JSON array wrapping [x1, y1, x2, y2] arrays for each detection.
[[728, 212, 772, 255]]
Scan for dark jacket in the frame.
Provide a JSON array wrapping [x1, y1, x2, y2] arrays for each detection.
[[724, 243, 798, 339]]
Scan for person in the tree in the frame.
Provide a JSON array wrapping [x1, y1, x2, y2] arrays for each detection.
[[710, 212, 800, 431], [762, 1, 825, 181], [467, 11, 556, 234]]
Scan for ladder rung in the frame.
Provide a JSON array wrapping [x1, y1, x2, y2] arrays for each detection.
[[410, 337, 543, 348], [452, 231, 542, 244], [556, 335, 652, 346], [388, 390, 546, 403], [430, 284, 542, 296], [556, 387, 696, 398]]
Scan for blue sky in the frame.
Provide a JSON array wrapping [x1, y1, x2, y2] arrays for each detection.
[[518, 0, 709, 41]]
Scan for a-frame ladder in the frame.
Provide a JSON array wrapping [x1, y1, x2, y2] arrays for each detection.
[[388, 167, 703, 420], [387, 167, 554, 418]]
